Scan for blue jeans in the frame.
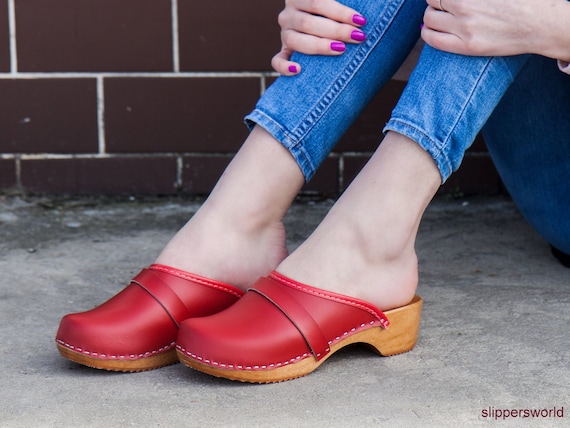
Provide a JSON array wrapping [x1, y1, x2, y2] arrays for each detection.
[[483, 56, 570, 255], [245, 0, 570, 256]]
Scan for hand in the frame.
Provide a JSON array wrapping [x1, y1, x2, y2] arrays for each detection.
[[272, 0, 367, 75], [421, 0, 570, 60]]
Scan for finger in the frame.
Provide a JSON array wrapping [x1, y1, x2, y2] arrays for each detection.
[[425, 0, 439, 11], [421, 25, 473, 55], [422, 4, 488, 56], [282, 29, 347, 56], [421, 26, 456, 52], [279, 9, 366, 45], [271, 49, 302, 75], [425, 0, 451, 13], [422, 5, 460, 34], [294, 0, 367, 26]]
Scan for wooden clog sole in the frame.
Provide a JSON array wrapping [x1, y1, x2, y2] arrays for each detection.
[[57, 344, 178, 372]]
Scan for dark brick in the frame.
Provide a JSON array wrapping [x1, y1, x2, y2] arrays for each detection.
[[469, 133, 487, 152], [16, 0, 172, 72], [303, 157, 339, 195], [105, 77, 259, 153], [341, 155, 370, 191], [20, 157, 178, 194], [0, 159, 17, 189], [178, 0, 282, 71], [0, 1, 9, 72], [441, 153, 502, 195], [181, 155, 232, 195], [0, 79, 97, 153]]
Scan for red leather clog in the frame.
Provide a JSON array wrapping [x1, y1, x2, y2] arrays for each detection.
[[56, 264, 243, 372], [176, 271, 422, 383]]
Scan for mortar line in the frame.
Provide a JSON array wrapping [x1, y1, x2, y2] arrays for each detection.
[[171, 0, 180, 73], [97, 77, 106, 154], [176, 155, 183, 189], [260, 75, 266, 95], [0, 71, 273, 79], [14, 155, 21, 188], [7, 0, 17, 74], [338, 155, 344, 192]]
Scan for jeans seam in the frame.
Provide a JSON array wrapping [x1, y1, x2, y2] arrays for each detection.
[[290, 0, 405, 178], [389, 57, 498, 182], [437, 56, 519, 179], [384, 118, 452, 181], [248, 110, 315, 177], [440, 58, 493, 157]]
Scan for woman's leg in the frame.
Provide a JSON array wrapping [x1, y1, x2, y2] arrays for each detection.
[[278, 45, 530, 310], [277, 131, 440, 310], [165, 33, 532, 309], [156, 0, 427, 288], [175, 45, 535, 383], [56, 0, 428, 371], [155, 126, 304, 289], [482, 55, 570, 260]]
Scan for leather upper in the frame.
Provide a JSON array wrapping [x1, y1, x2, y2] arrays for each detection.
[[56, 264, 243, 360], [176, 271, 389, 370]]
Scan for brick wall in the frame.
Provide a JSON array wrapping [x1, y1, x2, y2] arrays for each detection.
[[0, 0, 501, 196]]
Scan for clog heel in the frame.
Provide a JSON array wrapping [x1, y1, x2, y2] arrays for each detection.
[[358, 294, 422, 357]]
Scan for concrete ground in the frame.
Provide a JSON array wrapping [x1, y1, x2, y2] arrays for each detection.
[[0, 194, 568, 427]]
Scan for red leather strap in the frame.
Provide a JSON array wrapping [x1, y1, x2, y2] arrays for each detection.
[[149, 264, 244, 299], [249, 277, 331, 361], [270, 271, 390, 329], [131, 269, 192, 328]]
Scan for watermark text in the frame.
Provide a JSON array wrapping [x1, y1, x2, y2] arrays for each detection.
[[481, 406, 565, 421]]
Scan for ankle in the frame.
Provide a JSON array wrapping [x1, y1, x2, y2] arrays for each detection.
[[277, 221, 419, 311], [199, 197, 284, 236], [155, 205, 289, 289]]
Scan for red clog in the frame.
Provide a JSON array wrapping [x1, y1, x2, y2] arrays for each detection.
[[176, 271, 422, 383], [56, 264, 243, 372]]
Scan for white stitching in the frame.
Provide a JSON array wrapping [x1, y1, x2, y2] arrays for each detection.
[[175, 318, 378, 370], [176, 344, 311, 371], [149, 264, 244, 298], [56, 339, 175, 360], [269, 272, 390, 328]]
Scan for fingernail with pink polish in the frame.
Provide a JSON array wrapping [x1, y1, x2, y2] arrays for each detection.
[[331, 42, 346, 52], [352, 14, 367, 26], [351, 30, 366, 42], [288, 65, 298, 73]]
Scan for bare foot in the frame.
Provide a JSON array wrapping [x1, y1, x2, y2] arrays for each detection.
[[156, 126, 305, 289], [277, 132, 440, 311], [276, 216, 419, 311], [155, 205, 289, 290]]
